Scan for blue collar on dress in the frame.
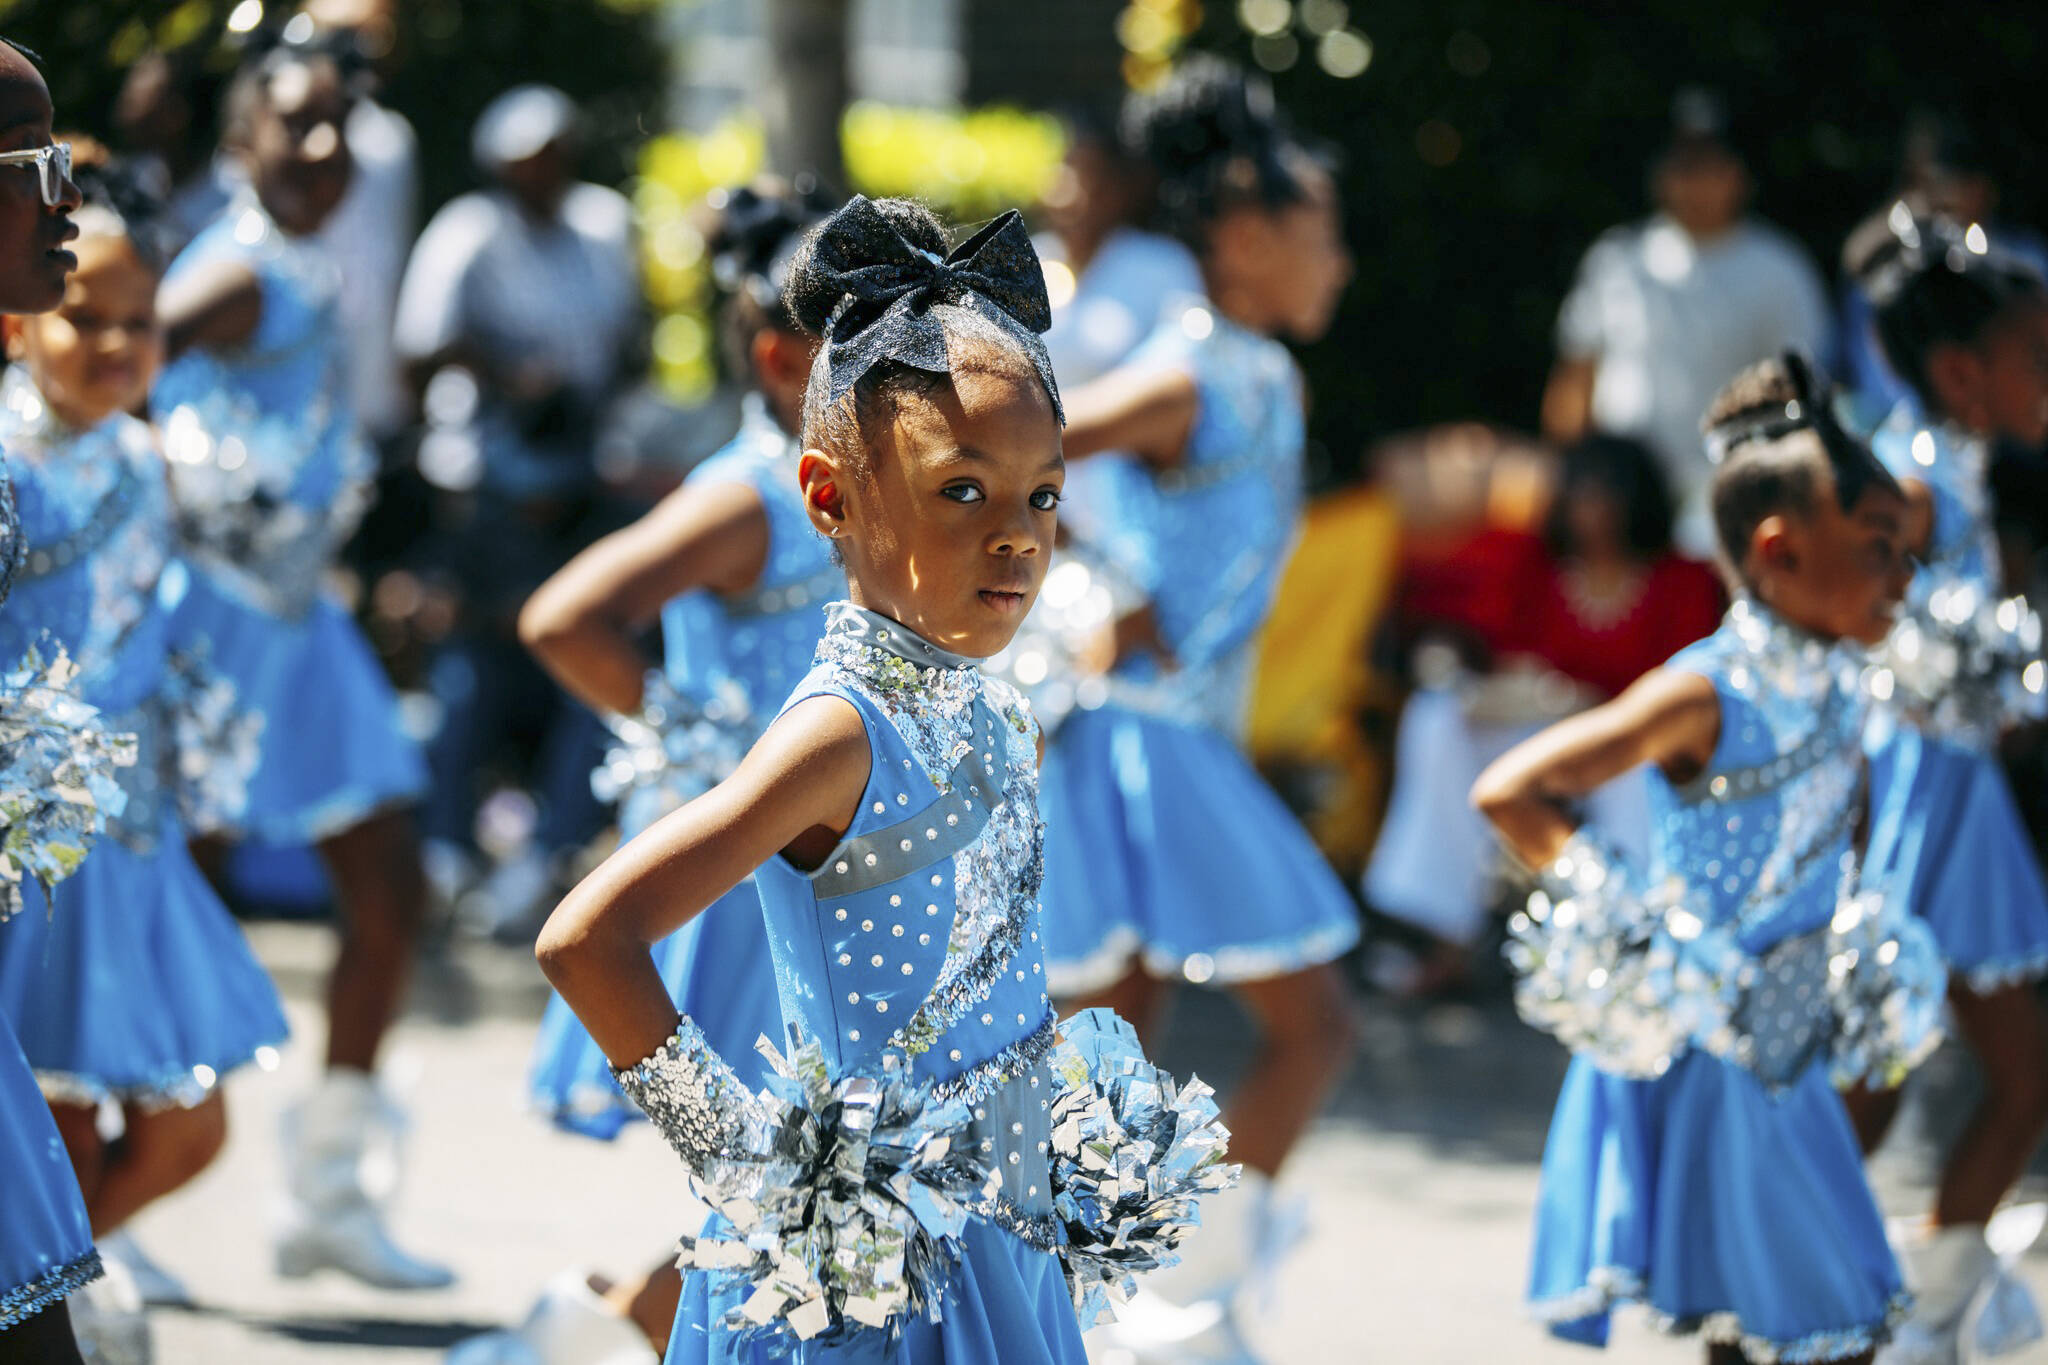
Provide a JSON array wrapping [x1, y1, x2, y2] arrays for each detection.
[[822, 601, 980, 673]]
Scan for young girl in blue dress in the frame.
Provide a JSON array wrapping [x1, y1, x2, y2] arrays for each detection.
[[1840, 210, 2048, 1354], [1474, 353, 1944, 1363], [0, 42, 108, 1364], [0, 160, 287, 1303], [458, 181, 838, 1365], [537, 194, 1231, 1365], [148, 38, 447, 1289], [1031, 56, 1357, 1339]]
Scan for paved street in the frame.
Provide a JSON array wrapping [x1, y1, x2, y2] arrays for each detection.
[[126, 922, 2048, 1363]]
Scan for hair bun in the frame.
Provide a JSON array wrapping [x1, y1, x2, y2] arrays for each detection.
[[1118, 55, 1312, 242], [783, 196, 948, 336]]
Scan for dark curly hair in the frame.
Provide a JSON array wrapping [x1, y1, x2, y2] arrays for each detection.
[[1846, 207, 2046, 415], [1119, 54, 1326, 247], [1543, 434, 1676, 562]]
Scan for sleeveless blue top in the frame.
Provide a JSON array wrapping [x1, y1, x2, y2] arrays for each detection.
[[658, 396, 842, 720], [151, 197, 374, 619], [1089, 297, 1304, 734], [754, 603, 1059, 1243], [1657, 601, 1867, 955], [0, 370, 190, 851]]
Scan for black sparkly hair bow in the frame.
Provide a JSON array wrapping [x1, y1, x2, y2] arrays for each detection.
[[1704, 350, 1900, 511], [806, 195, 1064, 423]]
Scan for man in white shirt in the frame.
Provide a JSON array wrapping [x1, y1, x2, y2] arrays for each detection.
[[1542, 91, 1832, 555]]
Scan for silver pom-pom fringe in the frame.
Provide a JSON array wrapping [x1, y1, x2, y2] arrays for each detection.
[[621, 1024, 997, 1347], [1865, 570, 2046, 750], [590, 671, 752, 833], [1505, 831, 1748, 1080], [159, 645, 264, 837], [0, 644, 136, 920], [1046, 1007, 1239, 1328], [1823, 886, 1946, 1090]]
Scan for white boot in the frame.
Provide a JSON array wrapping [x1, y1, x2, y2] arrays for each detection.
[[1974, 1204, 2048, 1357], [99, 1230, 191, 1308], [69, 1255, 153, 1365], [443, 1269, 659, 1365], [274, 1068, 455, 1290], [1878, 1223, 1997, 1365], [1093, 1170, 1270, 1364]]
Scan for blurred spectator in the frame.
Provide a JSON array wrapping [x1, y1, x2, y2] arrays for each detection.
[[304, 0, 419, 444], [394, 84, 642, 929], [1363, 432, 1722, 994], [111, 46, 235, 245], [1542, 88, 1831, 556]]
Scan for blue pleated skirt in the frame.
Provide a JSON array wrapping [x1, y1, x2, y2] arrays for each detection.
[[530, 879, 782, 1139], [664, 1220, 1086, 1364], [177, 574, 426, 845], [0, 829, 288, 1106], [1866, 722, 2048, 992], [1037, 704, 1359, 994], [0, 1013, 99, 1330], [1530, 1052, 1905, 1360]]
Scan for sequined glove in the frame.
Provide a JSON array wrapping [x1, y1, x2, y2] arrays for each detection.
[[590, 672, 753, 833], [616, 1025, 995, 1345], [159, 645, 264, 837], [1867, 571, 2047, 749], [1822, 885, 1945, 1090], [1505, 829, 1748, 1079], [1046, 1008, 1239, 1328], [0, 644, 136, 920]]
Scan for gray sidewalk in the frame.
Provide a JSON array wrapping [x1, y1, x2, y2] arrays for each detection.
[[129, 923, 2048, 1363]]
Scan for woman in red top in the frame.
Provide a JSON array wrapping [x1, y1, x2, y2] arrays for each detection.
[[1506, 433, 1726, 702], [1364, 433, 1723, 994]]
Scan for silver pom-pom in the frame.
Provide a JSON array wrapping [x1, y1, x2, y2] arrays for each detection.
[[159, 388, 372, 621], [1866, 570, 2047, 749], [980, 547, 1143, 735], [1046, 1008, 1239, 1328], [1824, 886, 1946, 1090], [1505, 831, 1749, 1079], [0, 644, 136, 919], [158, 646, 265, 837], [626, 1028, 997, 1345], [590, 672, 752, 832]]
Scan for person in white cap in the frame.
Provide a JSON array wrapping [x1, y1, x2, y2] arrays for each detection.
[[393, 83, 640, 931]]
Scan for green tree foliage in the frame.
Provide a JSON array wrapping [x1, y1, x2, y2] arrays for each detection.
[[1188, 3, 2048, 483]]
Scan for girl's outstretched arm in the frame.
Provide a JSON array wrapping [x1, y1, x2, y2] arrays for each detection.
[[1060, 363, 1199, 469], [536, 694, 870, 1068], [156, 258, 263, 359], [519, 479, 773, 715], [1471, 667, 1722, 870]]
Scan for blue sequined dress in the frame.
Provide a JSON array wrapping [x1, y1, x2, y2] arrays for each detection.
[[531, 399, 842, 1136], [149, 197, 426, 844], [0, 437, 102, 1330], [1863, 412, 2048, 991], [1529, 604, 1905, 1360], [666, 604, 1085, 1364], [0, 371, 286, 1109], [1037, 298, 1358, 992]]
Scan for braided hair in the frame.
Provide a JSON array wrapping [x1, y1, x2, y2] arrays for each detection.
[[1704, 352, 1900, 584]]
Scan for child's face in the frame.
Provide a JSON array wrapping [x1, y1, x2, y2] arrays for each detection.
[[0, 51, 79, 314], [1970, 295, 2048, 446], [1761, 465, 1910, 647], [243, 58, 354, 236], [1215, 163, 1352, 343], [10, 232, 161, 429], [807, 363, 1064, 659]]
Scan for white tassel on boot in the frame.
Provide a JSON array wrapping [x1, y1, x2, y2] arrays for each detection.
[[1974, 1204, 2048, 1357], [273, 1067, 455, 1290], [1878, 1223, 1997, 1365]]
